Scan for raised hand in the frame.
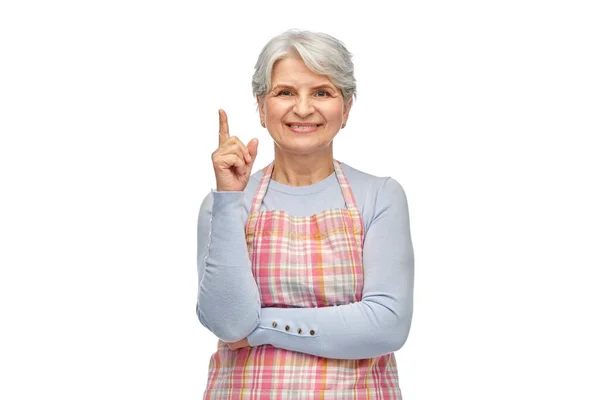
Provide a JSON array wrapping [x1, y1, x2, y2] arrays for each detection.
[[211, 109, 259, 192]]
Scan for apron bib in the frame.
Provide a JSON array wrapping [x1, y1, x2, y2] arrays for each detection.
[[204, 159, 401, 399]]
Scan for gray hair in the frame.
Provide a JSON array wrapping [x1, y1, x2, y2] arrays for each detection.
[[252, 29, 356, 104]]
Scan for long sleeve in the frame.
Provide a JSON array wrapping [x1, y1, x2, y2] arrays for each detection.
[[196, 191, 261, 343], [246, 177, 414, 360]]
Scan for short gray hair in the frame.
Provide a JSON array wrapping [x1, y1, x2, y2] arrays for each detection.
[[252, 29, 356, 103]]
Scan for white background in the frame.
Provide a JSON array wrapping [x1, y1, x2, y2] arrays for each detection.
[[1, 1, 599, 399]]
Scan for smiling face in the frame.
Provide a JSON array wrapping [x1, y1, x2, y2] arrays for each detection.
[[258, 56, 352, 156]]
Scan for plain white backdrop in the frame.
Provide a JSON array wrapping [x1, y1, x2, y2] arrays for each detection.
[[1, 1, 599, 399]]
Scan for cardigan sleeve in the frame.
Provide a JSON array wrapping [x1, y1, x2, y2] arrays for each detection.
[[246, 177, 414, 360], [195, 190, 261, 343]]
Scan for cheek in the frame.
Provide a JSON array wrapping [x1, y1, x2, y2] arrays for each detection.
[[320, 105, 344, 122], [322, 99, 344, 114], [264, 101, 285, 121]]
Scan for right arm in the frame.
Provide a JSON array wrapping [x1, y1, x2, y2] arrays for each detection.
[[196, 190, 262, 343], [196, 109, 260, 343]]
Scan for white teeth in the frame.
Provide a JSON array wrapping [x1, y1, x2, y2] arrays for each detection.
[[291, 125, 317, 129]]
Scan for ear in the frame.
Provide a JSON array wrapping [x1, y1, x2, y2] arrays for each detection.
[[342, 98, 353, 125], [257, 96, 266, 125]]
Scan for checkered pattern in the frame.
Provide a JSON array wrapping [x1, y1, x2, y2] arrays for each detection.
[[204, 160, 402, 399]]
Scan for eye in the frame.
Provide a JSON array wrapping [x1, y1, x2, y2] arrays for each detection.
[[277, 90, 293, 96], [315, 90, 331, 97]]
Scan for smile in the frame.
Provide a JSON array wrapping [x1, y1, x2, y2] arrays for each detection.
[[287, 124, 321, 133]]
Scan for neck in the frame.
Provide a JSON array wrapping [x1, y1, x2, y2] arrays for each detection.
[[269, 145, 334, 186]]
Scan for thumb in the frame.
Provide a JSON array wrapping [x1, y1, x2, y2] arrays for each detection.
[[247, 138, 259, 162]]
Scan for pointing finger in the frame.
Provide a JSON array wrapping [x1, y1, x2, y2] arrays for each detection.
[[218, 109, 230, 146]]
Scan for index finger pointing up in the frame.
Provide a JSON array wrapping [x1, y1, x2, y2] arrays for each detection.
[[218, 109, 230, 146]]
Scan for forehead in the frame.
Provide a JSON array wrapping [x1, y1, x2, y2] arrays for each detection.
[[271, 57, 333, 86]]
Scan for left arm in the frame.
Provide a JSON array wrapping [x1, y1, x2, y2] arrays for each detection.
[[245, 177, 414, 359]]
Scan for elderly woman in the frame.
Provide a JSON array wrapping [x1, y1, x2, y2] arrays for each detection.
[[196, 29, 414, 399]]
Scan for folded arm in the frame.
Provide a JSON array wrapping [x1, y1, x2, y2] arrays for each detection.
[[246, 178, 414, 359]]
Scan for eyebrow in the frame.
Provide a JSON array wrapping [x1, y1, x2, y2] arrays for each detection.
[[271, 83, 337, 91]]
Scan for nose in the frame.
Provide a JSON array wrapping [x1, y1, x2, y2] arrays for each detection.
[[292, 94, 314, 118]]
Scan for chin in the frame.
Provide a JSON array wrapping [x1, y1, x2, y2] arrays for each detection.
[[278, 141, 332, 156]]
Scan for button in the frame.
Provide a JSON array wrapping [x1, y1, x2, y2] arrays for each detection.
[[297, 328, 302, 334], [285, 325, 290, 331], [272, 321, 277, 328], [310, 330, 315, 335]]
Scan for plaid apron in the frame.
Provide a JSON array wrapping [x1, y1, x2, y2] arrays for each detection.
[[204, 159, 402, 399]]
